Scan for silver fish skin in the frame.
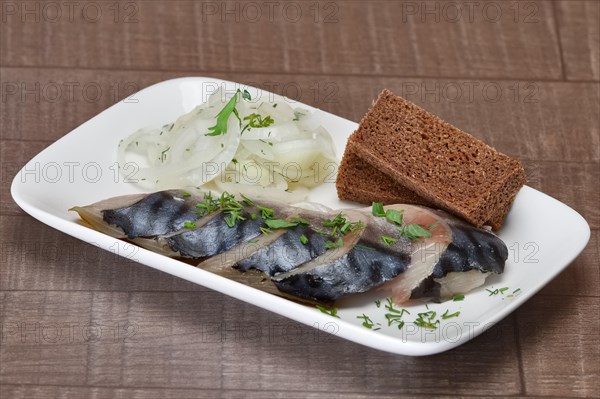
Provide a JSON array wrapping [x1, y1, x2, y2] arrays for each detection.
[[72, 190, 507, 305]]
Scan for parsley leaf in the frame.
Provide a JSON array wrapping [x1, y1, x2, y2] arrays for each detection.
[[385, 209, 404, 226], [206, 91, 242, 136], [372, 202, 386, 217], [316, 305, 340, 318], [398, 223, 432, 240], [325, 237, 343, 249], [381, 235, 397, 246], [264, 219, 299, 229]]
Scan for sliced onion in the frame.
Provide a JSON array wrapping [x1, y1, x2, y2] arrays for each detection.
[[117, 89, 338, 201]]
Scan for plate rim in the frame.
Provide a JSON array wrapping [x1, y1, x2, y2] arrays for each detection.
[[10, 76, 592, 356]]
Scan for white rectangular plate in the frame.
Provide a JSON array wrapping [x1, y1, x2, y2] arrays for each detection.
[[11, 77, 591, 356]]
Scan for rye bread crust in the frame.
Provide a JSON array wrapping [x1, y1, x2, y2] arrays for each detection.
[[336, 89, 526, 230]]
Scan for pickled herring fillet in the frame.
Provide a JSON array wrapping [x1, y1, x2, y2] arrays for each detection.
[[71, 189, 507, 305]]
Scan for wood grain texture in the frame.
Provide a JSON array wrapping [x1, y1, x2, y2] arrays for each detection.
[[0, 291, 521, 395], [0, 215, 206, 292], [0, 385, 452, 399], [516, 295, 600, 397], [0, 1, 562, 80], [556, 1, 600, 81], [2, 68, 599, 161], [1, 0, 598, 397]]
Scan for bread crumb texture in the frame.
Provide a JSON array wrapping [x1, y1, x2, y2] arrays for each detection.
[[336, 89, 526, 230]]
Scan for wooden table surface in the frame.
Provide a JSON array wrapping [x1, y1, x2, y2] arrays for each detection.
[[1, 1, 599, 398]]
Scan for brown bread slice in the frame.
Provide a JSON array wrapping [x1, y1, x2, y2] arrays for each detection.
[[337, 145, 434, 206], [337, 89, 526, 230]]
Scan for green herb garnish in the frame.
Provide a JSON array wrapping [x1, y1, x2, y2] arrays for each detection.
[[385, 209, 404, 226], [290, 217, 310, 225], [181, 191, 191, 198], [240, 194, 254, 206], [357, 314, 375, 329], [381, 235, 397, 246], [195, 191, 220, 216], [183, 221, 196, 229], [316, 305, 340, 318], [414, 311, 439, 329], [452, 294, 465, 301], [206, 91, 242, 136], [325, 237, 344, 249], [375, 300, 381, 308], [241, 113, 275, 134], [264, 219, 299, 229], [372, 202, 386, 217], [258, 205, 274, 220], [398, 224, 432, 241], [427, 221, 440, 230], [300, 234, 309, 245], [441, 309, 460, 319]]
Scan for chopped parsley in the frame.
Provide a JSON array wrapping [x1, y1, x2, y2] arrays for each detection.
[[452, 294, 465, 301], [183, 221, 196, 229], [487, 287, 510, 296], [240, 193, 254, 206], [398, 224, 432, 241], [372, 202, 386, 217], [427, 221, 440, 230], [385, 209, 404, 226], [290, 217, 310, 225], [181, 191, 191, 197], [381, 235, 397, 246], [325, 237, 343, 249], [195, 192, 220, 216], [414, 311, 439, 329], [383, 298, 409, 329], [258, 205, 274, 220], [300, 234, 309, 245], [264, 219, 300, 229], [323, 213, 363, 236], [206, 90, 242, 136], [218, 192, 247, 228], [441, 309, 460, 319], [316, 305, 340, 318], [357, 314, 376, 329], [241, 113, 275, 134]]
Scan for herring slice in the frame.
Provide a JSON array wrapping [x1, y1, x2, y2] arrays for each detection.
[[272, 210, 413, 302]]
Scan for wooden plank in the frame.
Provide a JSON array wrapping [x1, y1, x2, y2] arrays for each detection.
[[0, 1, 561, 80], [516, 295, 600, 397], [539, 230, 599, 298], [0, 215, 206, 292], [0, 291, 522, 395], [0, 385, 442, 399], [2, 68, 599, 162], [556, 1, 600, 81], [524, 161, 600, 229]]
